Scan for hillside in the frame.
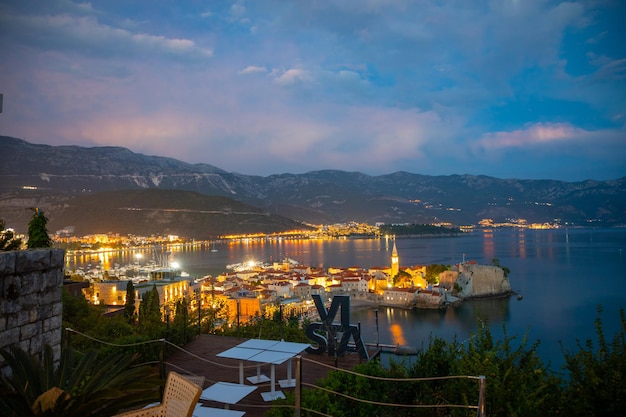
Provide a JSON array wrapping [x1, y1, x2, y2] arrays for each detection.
[[1, 136, 625, 229], [0, 189, 310, 239]]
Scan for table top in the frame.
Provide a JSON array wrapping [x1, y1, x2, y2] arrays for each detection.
[[236, 339, 280, 350], [216, 338, 311, 365], [247, 349, 295, 365], [216, 346, 264, 360], [200, 382, 257, 404], [268, 340, 310, 354]]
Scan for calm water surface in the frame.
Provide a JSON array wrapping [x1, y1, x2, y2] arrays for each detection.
[[67, 228, 626, 371]]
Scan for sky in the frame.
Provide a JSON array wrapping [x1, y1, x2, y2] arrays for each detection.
[[0, 0, 624, 181]]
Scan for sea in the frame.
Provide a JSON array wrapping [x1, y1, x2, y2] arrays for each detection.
[[66, 227, 626, 372]]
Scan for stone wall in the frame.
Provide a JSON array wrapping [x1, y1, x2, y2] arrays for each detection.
[[455, 263, 512, 298], [438, 270, 459, 289], [0, 249, 65, 375]]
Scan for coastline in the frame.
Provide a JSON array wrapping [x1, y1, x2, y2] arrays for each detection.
[[347, 290, 515, 313], [349, 298, 380, 311]]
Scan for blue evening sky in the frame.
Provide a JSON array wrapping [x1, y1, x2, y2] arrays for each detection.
[[0, 0, 624, 181]]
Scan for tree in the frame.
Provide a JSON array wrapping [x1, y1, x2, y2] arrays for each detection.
[[491, 258, 510, 277], [166, 297, 193, 344], [394, 269, 412, 286], [0, 344, 161, 417], [266, 320, 563, 417], [138, 284, 162, 332], [124, 280, 136, 324], [0, 219, 22, 251], [27, 208, 51, 249], [425, 264, 448, 285], [202, 293, 229, 334], [561, 307, 626, 417], [453, 319, 563, 417]]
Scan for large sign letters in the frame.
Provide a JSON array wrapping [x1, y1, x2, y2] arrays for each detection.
[[305, 294, 369, 360]]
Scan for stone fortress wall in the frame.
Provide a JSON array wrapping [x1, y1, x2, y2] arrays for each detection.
[[455, 263, 512, 298], [0, 249, 65, 376]]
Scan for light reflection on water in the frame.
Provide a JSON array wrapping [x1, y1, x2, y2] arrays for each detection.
[[66, 228, 626, 370]]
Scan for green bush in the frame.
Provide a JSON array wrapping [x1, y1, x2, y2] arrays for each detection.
[[268, 309, 626, 417], [561, 307, 626, 417], [0, 345, 161, 417]]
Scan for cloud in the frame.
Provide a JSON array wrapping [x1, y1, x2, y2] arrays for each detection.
[[238, 65, 267, 75], [476, 123, 588, 149], [273, 68, 315, 86], [0, 11, 213, 61], [592, 58, 626, 81], [0, 0, 624, 181]]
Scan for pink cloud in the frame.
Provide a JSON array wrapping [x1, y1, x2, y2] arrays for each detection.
[[477, 122, 588, 149]]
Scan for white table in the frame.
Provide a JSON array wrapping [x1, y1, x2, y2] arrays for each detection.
[[269, 341, 311, 354], [246, 350, 296, 401], [236, 339, 280, 350], [200, 381, 257, 409], [268, 341, 311, 388], [217, 347, 264, 384], [236, 339, 279, 384], [216, 339, 310, 401]]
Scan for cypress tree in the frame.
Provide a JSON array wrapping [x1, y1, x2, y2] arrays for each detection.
[[138, 284, 161, 325], [124, 280, 136, 324], [147, 284, 161, 320], [27, 208, 51, 249]]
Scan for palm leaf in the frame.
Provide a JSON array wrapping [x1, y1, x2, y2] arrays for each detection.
[[0, 345, 161, 417]]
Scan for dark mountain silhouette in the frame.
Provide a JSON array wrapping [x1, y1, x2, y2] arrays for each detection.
[[1, 136, 624, 237]]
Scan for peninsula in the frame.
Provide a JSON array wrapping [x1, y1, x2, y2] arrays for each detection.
[[72, 241, 513, 325]]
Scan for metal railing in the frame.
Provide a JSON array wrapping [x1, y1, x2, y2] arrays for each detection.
[[65, 328, 487, 416]]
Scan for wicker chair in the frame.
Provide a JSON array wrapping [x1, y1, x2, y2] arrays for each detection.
[[113, 371, 202, 417], [182, 374, 205, 389]]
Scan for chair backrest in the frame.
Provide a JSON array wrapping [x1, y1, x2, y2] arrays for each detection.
[[182, 374, 205, 388], [161, 371, 202, 417]]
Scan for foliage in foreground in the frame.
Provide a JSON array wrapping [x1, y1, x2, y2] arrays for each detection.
[[267, 308, 625, 417], [60, 283, 624, 417], [0, 218, 22, 251], [62, 288, 311, 361], [26, 208, 51, 249], [561, 307, 626, 417], [0, 345, 161, 417], [216, 308, 310, 343]]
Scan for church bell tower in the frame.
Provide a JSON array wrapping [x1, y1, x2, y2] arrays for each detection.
[[391, 241, 399, 278]]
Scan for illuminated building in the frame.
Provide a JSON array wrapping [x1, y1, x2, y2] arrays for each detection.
[[391, 241, 399, 279]]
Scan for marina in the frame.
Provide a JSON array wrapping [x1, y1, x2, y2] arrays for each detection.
[[65, 227, 626, 371]]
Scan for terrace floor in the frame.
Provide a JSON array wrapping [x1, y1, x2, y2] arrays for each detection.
[[164, 334, 380, 417]]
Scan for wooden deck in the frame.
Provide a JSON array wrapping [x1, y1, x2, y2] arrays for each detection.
[[164, 334, 380, 417]]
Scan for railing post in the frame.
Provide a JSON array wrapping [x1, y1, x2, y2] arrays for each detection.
[[295, 356, 302, 417], [237, 299, 241, 337], [198, 292, 202, 336], [477, 375, 486, 417], [159, 339, 166, 380], [64, 327, 71, 350], [375, 309, 379, 349]]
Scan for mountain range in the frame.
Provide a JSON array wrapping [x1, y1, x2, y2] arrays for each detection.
[[1, 136, 624, 238]]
